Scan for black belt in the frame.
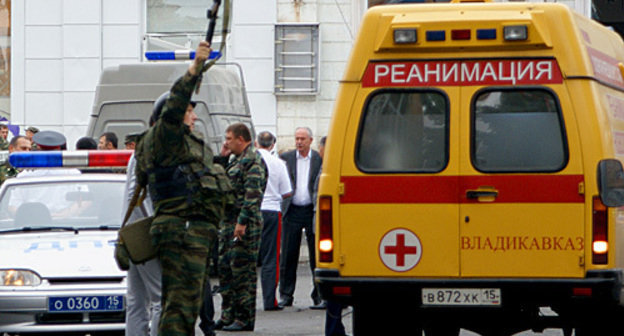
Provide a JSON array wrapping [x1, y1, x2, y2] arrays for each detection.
[[291, 204, 313, 209]]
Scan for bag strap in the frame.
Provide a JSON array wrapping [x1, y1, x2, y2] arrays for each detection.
[[122, 184, 147, 227]]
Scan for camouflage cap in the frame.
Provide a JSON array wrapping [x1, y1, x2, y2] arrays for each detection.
[[26, 126, 40, 133], [124, 132, 140, 144]]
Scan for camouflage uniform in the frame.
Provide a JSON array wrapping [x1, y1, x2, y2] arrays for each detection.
[[218, 144, 267, 329], [0, 161, 18, 185], [0, 138, 8, 151], [135, 71, 233, 336]]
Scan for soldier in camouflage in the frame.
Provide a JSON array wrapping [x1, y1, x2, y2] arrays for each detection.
[[0, 135, 32, 185], [0, 124, 9, 151], [25, 127, 39, 151], [135, 41, 234, 336], [215, 123, 267, 332]]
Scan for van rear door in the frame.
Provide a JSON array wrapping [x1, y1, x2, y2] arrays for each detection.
[[458, 69, 585, 277], [337, 86, 461, 277]]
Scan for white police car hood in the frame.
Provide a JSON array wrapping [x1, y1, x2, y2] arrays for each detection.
[[0, 231, 124, 277]]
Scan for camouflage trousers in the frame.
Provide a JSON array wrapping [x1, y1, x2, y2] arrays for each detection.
[[218, 220, 262, 328], [150, 215, 217, 336]]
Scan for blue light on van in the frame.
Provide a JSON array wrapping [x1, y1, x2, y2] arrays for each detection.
[[477, 29, 497, 40], [426, 30, 446, 41], [145, 50, 222, 61]]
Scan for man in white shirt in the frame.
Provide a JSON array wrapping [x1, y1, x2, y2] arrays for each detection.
[[256, 131, 292, 311], [123, 152, 162, 336], [279, 127, 323, 309]]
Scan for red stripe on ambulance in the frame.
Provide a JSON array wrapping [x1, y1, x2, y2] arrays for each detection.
[[340, 175, 583, 203], [362, 59, 563, 87]]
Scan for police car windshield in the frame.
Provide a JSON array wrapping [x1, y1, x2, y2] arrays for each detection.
[[0, 181, 125, 232]]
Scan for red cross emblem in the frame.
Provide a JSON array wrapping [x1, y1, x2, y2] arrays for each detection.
[[379, 228, 422, 272]]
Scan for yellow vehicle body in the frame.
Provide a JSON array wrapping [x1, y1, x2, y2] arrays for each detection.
[[316, 2, 624, 335]]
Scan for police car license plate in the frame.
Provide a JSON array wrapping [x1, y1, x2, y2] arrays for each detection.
[[422, 288, 501, 306], [48, 295, 124, 312]]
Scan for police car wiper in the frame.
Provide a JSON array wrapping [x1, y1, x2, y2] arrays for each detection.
[[77, 225, 121, 231], [0, 226, 79, 234]]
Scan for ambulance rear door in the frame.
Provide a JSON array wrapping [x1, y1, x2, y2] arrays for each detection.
[[457, 58, 585, 278], [337, 81, 461, 278]]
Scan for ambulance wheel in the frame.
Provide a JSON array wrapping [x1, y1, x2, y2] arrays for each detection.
[[352, 302, 422, 335]]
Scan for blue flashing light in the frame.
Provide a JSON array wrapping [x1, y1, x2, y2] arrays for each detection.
[[477, 29, 497, 40], [145, 50, 222, 61], [426, 30, 446, 42], [10, 152, 63, 168]]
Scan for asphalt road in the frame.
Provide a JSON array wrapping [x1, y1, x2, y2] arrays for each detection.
[[200, 242, 570, 336], [203, 247, 353, 336]]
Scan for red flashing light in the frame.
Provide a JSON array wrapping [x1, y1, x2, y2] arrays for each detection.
[[451, 29, 471, 40], [87, 150, 133, 167]]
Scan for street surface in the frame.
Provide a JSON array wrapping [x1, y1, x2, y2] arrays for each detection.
[[203, 242, 352, 336], [201, 242, 571, 336], [204, 267, 567, 336]]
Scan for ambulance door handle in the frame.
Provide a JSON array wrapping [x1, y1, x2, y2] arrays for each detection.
[[466, 189, 499, 199]]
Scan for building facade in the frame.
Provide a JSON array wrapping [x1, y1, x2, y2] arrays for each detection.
[[6, 0, 590, 149]]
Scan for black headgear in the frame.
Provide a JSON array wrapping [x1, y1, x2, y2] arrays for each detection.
[[151, 92, 170, 126]]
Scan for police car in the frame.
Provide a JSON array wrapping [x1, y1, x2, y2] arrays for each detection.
[[0, 151, 134, 335]]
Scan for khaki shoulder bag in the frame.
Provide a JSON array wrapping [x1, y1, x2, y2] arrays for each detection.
[[114, 185, 156, 271]]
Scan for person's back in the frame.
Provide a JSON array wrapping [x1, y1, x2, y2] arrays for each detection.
[[256, 131, 291, 311], [134, 41, 233, 336]]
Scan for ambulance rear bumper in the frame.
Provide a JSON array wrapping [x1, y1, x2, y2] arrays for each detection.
[[315, 268, 624, 309]]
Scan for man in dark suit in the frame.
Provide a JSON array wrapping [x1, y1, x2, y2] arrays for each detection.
[[279, 127, 324, 309]]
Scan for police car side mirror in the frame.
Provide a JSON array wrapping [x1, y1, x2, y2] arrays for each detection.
[[597, 159, 624, 207]]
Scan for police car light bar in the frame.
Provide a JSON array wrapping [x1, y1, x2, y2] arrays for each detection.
[[9, 150, 133, 168], [145, 50, 222, 61]]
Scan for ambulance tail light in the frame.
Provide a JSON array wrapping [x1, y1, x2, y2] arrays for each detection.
[[592, 196, 608, 264], [319, 196, 334, 263], [503, 25, 528, 41], [332, 286, 352, 296]]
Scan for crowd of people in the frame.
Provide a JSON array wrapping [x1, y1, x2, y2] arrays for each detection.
[[0, 40, 346, 336]]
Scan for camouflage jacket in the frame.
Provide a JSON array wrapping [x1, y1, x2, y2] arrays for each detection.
[[0, 161, 19, 185], [135, 70, 234, 223], [0, 139, 8, 151], [225, 144, 267, 226]]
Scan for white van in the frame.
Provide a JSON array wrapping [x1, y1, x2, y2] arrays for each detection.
[[87, 62, 253, 152]]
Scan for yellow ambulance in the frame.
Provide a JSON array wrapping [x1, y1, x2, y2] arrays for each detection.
[[316, 1, 624, 335]]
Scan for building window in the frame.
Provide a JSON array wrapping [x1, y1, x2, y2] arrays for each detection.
[[0, 0, 10, 119], [274, 23, 320, 95], [144, 0, 225, 56]]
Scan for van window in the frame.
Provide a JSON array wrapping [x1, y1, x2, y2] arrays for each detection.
[[356, 90, 448, 173], [472, 89, 567, 172]]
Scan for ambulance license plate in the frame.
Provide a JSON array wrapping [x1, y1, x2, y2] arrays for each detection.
[[421, 288, 501, 306], [48, 295, 124, 312]]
